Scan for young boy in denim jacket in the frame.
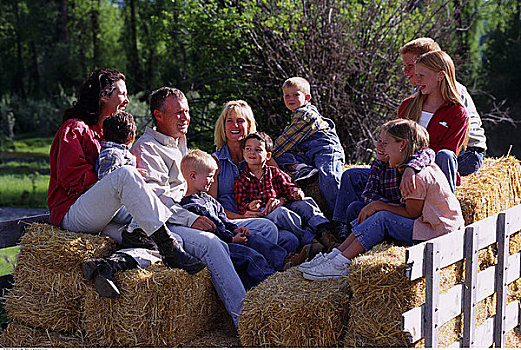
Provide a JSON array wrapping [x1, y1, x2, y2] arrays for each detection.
[[179, 149, 309, 288], [272, 77, 346, 212], [235, 132, 339, 256]]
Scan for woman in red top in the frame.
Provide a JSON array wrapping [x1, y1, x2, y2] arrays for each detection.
[[397, 50, 469, 193], [47, 69, 203, 299]]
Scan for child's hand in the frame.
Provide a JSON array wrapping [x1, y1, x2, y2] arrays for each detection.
[[137, 168, 148, 178], [247, 200, 262, 212], [400, 167, 417, 197], [234, 227, 250, 237], [262, 197, 285, 215], [232, 230, 248, 245], [357, 201, 382, 223], [291, 188, 305, 201]]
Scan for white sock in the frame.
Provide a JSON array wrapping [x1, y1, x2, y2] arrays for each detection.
[[332, 254, 351, 266], [326, 248, 341, 259]]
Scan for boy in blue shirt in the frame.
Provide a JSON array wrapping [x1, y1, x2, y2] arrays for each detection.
[[273, 77, 345, 212]]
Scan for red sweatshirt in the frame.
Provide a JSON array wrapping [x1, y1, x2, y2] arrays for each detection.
[[47, 118, 102, 226]]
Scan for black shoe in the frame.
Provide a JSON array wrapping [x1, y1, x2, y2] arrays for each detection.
[[151, 225, 206, 274], [121, 228, 158, 250], [294, 165, 319, 186], [81, 253, 137, 299]]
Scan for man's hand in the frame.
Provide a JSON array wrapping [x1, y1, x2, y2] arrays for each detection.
[[263, 197, 284, 215], [400, 167, 417, 197], [247, 200, 262, 212], [191, 216, 217, 232], [242, 210, 263, 218], [357, 201, 383, 223]]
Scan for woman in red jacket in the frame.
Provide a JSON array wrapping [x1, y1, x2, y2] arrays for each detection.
[[398, 50, 469, 193], [47, 69, 203, 299]]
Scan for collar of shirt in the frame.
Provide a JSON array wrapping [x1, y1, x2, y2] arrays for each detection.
[[101, 140, 131, 151], [144, 126, 186, 149], [214, 144, 247, 169]]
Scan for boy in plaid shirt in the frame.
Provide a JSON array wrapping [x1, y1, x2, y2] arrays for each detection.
[[235, 132, 339, 254], [272, 77, 345, 212]]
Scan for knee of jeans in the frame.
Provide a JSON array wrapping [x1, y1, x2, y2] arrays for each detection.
[[436, 149, 456, 162]]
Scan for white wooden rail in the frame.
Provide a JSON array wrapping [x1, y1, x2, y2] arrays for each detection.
[[401, 204, 521, 347]]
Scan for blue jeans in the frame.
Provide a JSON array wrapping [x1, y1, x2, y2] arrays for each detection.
[[228, 243, 276, 291], [435, 149, 458, 193], [352, 211, 419, 251], [275, 123, 345, 212], [167, 224, 245, 327], [233, 217, 298, 254], [332, 168, 371, 223], [265, 198, 329, 245], [345, 200, 366, 228], [458, 147, 485, 176]]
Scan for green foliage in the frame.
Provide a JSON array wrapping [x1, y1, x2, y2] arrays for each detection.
[[0, 173, 49, 208]]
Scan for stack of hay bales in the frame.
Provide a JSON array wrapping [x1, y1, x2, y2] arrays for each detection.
[[1, 223, 228, 347], [238, 156, 521, 347], [238, 268, 350, 347]]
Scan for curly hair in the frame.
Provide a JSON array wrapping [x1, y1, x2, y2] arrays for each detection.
[[102, 111, 136, 145]]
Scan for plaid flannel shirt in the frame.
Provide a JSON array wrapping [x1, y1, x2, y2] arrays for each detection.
[[361, 148, 435, 204], [272, 103, 331, 159], [96, 141, 135, 179], [234, 165, 302, 215]]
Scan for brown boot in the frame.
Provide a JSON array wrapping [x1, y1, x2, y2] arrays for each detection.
[[283, 244, 311, 270], [317, 231, 340, 252], [309, 239, 326, 259]]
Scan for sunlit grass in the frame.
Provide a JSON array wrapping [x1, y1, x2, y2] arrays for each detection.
[[0, 136, 53, 155], [0, 173, 49, 208], [0, 246, 19, 276]]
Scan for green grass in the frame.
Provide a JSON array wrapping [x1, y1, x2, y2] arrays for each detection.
[[0, 173, 49, 208], [0, 246, 19, 276], [0, 136, 53, 156]]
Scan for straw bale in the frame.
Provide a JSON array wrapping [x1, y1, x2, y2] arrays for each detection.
[[82, 264, 226, 347], [238, 267, 350, 347], [4, 269, 87, 332], [0, 322, 89, 347], [179, 319, 240, 347], [456, 156, 521, 225], [16, 223, 118, 273]]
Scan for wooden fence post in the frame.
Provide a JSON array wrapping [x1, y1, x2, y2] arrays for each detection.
[[424, 242, 440, 347], [494, 212, 509, 347], [463, 226, 478, 347]]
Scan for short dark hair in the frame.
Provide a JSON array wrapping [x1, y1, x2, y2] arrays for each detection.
[[242, 132, 273, 152], [149, 87, 186, 125], [102, 111, 136, 144]]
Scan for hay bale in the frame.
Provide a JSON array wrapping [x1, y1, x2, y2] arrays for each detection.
[[16, 223, 118, 272], [4, 270, 87, 332], [3, 223, 118, 332], [0, 322, 88, 347], [82, 264, 227, 347], [456, 156, 521, 225], [238, 267, 350, 347]]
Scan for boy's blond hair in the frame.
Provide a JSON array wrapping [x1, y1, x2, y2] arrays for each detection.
[[214, 100, 257, 150], [399, 37, 441, 57], [180, 149, 218, 179], [282, 77, 311, 95]]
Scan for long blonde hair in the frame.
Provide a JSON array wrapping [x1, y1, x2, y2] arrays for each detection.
[[214, 100, 257, 150], [403, 50, 462, 123], [381, 119, 430, 169]]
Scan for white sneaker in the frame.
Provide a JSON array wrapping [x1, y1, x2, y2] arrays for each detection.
[[298, 252, 327, 272], [298, 248, 340, 272], [302, 259, 350, 281], [294, 165, 319, 185]]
